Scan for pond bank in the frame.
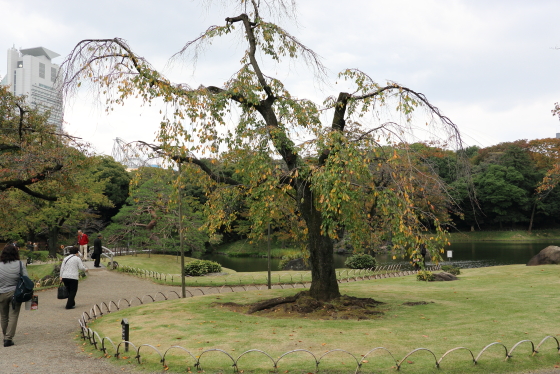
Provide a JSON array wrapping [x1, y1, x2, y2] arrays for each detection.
[[449, 229, 560, 243]]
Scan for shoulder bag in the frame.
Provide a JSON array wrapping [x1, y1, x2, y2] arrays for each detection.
[[12, 261, 34, 308]]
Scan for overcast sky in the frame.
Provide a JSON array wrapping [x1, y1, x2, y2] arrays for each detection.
[[1, 0, 559, 156]]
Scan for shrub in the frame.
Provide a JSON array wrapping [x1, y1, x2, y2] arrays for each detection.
[[184, 260, 222, 276], [20, 250, 49, 263], [344, 253, 377, 269], [441, 265, 461, 275], [279, 253, 305, 270], [417, 270, 435, 281], [205, 261, 222, 273]]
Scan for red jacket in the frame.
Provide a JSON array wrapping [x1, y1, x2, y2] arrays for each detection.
[[78, 233, 89, 245]]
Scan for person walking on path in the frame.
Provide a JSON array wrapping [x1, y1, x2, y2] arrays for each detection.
[[0, 244, 28, 347], [60, 247, 88, 309], [77, 230, 89, 259], [93, 234, 103, 268]]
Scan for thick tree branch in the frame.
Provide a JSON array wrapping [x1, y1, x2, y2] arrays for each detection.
[[14, 186, 57, 201], [0, 163, 63, 201], [0, 144, 21, 152], [15, 103, 26, 140]]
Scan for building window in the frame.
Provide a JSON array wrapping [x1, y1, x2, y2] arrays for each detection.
[[51, 67, 57, 83], [13, 72, 16, 93], [39, 63, 45, 78], [17, 61, 23, 68]]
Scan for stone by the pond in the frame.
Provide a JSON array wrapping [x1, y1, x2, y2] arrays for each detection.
[[527, 246, 560, 266], [433, 272, 458, 281], [282, 258, 309, 271]]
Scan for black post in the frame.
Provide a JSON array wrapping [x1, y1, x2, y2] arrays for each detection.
[[267, 223, 271, 290], [121, 318, 129, 352]]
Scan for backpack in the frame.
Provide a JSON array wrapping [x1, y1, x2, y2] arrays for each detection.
[[12, 261, 34, 307]]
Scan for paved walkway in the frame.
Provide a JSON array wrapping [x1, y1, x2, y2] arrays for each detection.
[[0, 262, 182, 374]]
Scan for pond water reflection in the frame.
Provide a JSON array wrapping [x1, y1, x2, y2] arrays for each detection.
[[201, 241, 557, 272]]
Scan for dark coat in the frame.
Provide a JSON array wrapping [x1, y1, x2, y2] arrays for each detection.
[[93, 238, 103, 255]]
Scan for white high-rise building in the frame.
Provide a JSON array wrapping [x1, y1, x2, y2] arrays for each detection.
[[1, 46, 63, 130]]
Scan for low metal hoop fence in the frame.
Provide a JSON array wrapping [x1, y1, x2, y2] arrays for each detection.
[[114, 264, 440, 288], [77, 282, 559, 373]]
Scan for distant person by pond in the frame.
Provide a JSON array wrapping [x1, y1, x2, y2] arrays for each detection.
[[77, 230, 89, 259], [93, 235, 103, 268]]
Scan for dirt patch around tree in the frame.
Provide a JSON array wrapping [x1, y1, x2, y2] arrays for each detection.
[[212, 291, 385, 320]]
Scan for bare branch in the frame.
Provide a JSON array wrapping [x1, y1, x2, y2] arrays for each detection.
[[135, 141, 243, 186]]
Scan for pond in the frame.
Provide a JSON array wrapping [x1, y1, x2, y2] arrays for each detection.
[[201, 241, 558, 272]]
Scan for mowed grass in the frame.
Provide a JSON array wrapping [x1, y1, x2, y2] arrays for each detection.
[[26, 263, 55, 280], [87, 265, 560, 374], [110, 254, 226, 275], [114, 253, 325, 286]]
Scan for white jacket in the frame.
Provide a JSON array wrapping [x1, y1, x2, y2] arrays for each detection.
[[60, 255, 87, 280]]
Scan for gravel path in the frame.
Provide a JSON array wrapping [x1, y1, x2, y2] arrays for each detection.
[[0, 262, 182, 374], [1, 262, 558, 374]]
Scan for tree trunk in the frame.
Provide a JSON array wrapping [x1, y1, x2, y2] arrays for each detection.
[[527, 200, 537, 234], [298, 184, 341, 301], [47, 226, 59, 258]]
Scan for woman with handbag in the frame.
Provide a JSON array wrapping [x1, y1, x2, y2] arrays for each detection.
[[0, 244, 28, 347], [59, 246, 88, 309]]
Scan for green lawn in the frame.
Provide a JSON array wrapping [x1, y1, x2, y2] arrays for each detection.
[[87, 265, 560, 373], [113, 253, 382, 287], [110, 253, 198, 274], [449, 229, 560, 242], [26, 263, 55, 281]]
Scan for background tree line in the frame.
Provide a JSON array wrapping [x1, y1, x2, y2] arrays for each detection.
[[3, 83, 559, 257]]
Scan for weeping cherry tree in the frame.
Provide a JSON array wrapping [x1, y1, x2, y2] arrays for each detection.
[[61, 0, 463, 301]]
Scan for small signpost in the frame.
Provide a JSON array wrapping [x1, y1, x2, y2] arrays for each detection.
[[121, 318, 129, 352], [447, 250, 453, 262], [267, 223, 271, 290]]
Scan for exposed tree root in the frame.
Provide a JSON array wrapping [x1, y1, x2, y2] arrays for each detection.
[[216, 291, 385, 320]]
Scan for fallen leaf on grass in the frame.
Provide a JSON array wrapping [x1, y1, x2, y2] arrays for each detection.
[[407, 360, 414, 364]]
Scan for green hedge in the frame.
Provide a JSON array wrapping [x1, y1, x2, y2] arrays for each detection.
[[344, 253, 377, 269], [20, 250, 50, 262], [441, 265, 461, 275], [184, 260, 222, 276]]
